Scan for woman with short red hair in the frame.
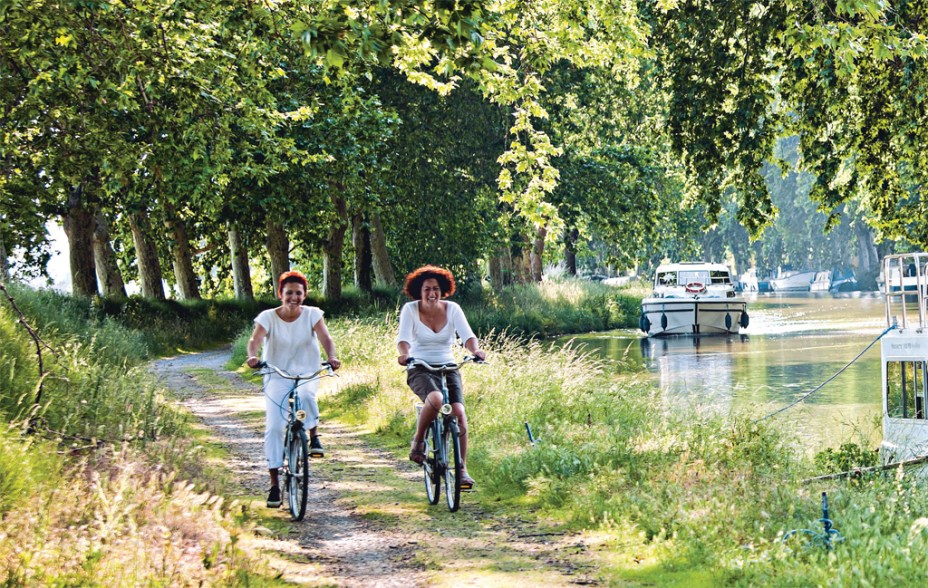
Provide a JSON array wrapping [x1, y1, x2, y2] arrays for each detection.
[[397, 265, 486, 489], [246, 271, 341, 508]]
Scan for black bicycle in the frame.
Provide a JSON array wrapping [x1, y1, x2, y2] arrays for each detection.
[[406, 355, 482, 512], [256, 361, 336, 521]]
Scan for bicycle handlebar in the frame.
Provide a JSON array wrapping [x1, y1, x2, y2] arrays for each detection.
[[255, 361, 337, 381], [405, 355, 487, 372]]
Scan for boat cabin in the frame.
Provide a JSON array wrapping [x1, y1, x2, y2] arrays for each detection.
[[652, 262, 737, 298], [881, 253, 928, 463]]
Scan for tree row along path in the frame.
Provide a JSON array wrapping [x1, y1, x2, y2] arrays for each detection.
[[150, 349, 603, 587]]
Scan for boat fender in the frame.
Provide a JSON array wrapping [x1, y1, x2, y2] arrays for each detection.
[[725, 312, 732, 330], [639, 314, 651, 333], [660, 313, 668, 330], [740, 310, 750, 329]]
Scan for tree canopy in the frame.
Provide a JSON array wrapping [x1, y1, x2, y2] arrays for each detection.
[[3, 0, 927, 297]]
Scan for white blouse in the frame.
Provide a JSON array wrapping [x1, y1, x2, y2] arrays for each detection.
[[397, 301, 477, 364], [254, 306, 324, 375]]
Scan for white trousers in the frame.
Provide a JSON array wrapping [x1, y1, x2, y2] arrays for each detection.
[[264, 375, 319, 469]]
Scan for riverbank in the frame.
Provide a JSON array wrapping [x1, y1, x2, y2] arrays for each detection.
[[231, 315, 928, 585], [3, 282, 928, 584], [0, 279, 637, 584]]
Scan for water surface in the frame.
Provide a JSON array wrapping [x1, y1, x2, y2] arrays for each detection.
[[563, 292, 888, 449]]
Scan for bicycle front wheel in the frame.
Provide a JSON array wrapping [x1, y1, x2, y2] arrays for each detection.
[[287, 428, 309, 521], [443, 419, 462, 512], [423, 423, 441, 505]]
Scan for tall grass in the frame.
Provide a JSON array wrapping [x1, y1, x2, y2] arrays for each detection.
[[0, 284, 276, 584], [464, 279, 641, 337]]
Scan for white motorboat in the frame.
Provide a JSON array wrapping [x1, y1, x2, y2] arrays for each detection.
[[878, 258, 928, 293], [770, 269, 817, 292], [639, 262, 749, 337], [879, 252, 928, 469], [809, 271, 832, 291]]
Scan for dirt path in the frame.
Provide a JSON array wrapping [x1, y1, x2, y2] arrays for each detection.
[[151, 349, 602, 587]]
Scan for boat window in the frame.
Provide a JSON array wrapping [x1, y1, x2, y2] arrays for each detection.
[[709, 270, 732, 285], [679, 271, 709, 285], [657, 272, 677, 286], [886, 361, 927, 419]]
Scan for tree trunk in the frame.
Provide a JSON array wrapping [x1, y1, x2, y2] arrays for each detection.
[[564, 228, 578, 276], [352, 212, 373, 292], [62, 184, 99, 297], [266, 217, 290, 293], [323, 190, 349, 301], [369, 213, 396, 287], [228, 224, 253, 300], [164, 204, 199, 300], [855, 222, 879, 275], [530, 225, 546, 282], [92, 211, 127, 298], [854, 221, 881, 289], [128, 211, 165, 300], [512, 249, 531, 284]]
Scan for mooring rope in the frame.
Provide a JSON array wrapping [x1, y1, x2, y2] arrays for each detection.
[[755, 323, 898, 423]]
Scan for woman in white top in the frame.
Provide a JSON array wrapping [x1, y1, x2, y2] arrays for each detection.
[[246, 271, 341, 508], [397, 265, 486, 489]]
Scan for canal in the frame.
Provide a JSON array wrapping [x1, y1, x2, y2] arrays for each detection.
[[564, 292, 888, 451]]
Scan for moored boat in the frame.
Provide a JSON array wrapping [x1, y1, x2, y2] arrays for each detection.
[[639, 262, 748, 337], [770, 269, 817, 292], [880, 253, 928, 469]]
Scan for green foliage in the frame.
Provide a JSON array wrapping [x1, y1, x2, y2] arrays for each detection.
[[466, 279, 640, 337], [814, 442, 879, 474]]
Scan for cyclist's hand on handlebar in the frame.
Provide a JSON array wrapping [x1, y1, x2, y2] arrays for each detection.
[[397, 354, 410, 366], [326, 358, 341, 370], [473, 350, 487, 362], [246, 356, 261, 369]]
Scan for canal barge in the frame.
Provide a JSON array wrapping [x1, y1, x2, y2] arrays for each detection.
[[640, 261, 748, 337], [880, 252, 928, 467]]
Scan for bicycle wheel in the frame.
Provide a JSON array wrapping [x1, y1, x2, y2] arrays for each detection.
[[423, 423, 440, 505], [287, 428, 309, 521], [443, 419, 462, 512]]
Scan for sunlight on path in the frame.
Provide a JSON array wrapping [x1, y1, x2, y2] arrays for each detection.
[[152, 349, 605, 587]]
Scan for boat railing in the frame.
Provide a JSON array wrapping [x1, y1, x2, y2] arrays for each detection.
[[883, 252, 928, 330]]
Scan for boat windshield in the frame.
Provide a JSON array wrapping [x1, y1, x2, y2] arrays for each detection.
[[709, 270, 732, 285], [657, 269, 732, 287]]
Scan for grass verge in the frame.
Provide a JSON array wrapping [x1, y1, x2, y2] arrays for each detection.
[[228, 312, 928, 585]]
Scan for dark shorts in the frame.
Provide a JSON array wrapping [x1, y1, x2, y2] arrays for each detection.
[[406, 366, 464, 405]]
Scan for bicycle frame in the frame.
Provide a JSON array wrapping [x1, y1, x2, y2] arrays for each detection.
[[407, 355, 481, 511], [256, 362, 336, 520]]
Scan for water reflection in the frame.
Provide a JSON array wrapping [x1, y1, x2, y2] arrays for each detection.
[[565, 292, 888, 449]]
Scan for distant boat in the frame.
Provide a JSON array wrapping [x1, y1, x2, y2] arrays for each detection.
[[770, 270, 817, 292], [737, 268, 759, 292], [639, 262, 748, 337], [829, 269, 858, 292], [809, 271, 832, 291], [877, 260, 924, 293]]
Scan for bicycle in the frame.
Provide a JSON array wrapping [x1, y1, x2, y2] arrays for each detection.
[[255, 361, 337, 521], [406, 355, 483, 512]]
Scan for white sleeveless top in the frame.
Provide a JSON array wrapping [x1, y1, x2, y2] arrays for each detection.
[[396, 301, 476, 364], [254, 306, 324, 375]]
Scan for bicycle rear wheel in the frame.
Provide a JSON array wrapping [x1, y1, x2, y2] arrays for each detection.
[[443, 419, 462, 512], [287, 428, 309, 521], [423, 423, 441, 505]]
